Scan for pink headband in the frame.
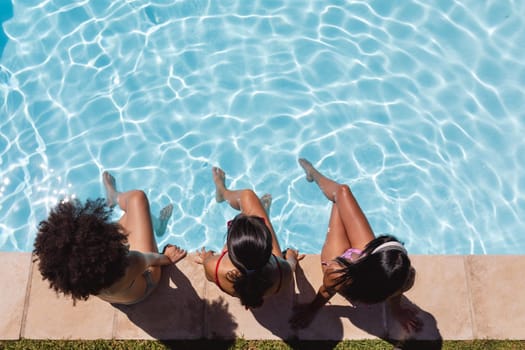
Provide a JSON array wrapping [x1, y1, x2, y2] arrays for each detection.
[[371, 241, 407, 255]]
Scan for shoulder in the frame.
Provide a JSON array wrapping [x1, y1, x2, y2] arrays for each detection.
[[202, 254, 220, 277], [127, 250, 146, 267], [205, 251, 236, 284], [273, 255, 291, 274], [125, 251, 151, 278], [217, 259, 239, 296], [272, 256, 291, 281], [215, 253, 236, 275], [203, 250, 228, 270]]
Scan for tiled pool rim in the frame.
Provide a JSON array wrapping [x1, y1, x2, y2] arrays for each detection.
[[0, 253, 524, 341]]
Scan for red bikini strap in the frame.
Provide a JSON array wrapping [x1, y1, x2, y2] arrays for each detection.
[[215, 250, 228, 292]]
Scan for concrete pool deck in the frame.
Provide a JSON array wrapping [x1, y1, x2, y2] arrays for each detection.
[[0, 253, 524, 342]]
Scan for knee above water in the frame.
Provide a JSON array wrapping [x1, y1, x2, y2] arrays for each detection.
[[240, 189, 258, 202], [336, 184, 352, 198], [129, 190, 149, 205]]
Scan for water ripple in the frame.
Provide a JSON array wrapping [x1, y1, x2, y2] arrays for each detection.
[[1, 0, 524, 254]]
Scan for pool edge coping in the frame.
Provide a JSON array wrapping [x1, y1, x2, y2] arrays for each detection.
[[1, 252, 524, 340]]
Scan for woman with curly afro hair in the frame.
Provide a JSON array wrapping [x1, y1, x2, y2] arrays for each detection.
[[33, 171, 187, 305]]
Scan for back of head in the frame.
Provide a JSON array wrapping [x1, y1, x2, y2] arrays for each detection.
[[226, 215, 273, 308], [335, 235, 412, 304], [33, 198, 129, 302]]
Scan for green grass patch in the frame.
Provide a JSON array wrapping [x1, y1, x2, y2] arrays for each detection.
[[0, 339, 524, 350]]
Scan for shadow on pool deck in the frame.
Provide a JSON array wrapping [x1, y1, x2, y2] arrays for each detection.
[[114, 264, 237, 349], [0, 253, 524, 343], [292, 263, 442, 349]]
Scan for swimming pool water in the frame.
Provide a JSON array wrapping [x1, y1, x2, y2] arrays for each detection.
[[1, 0, 524, 254]]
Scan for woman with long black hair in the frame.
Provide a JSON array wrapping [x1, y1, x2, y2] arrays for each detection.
[[196, 166, 303, 309], [290, 158, 421, 332]]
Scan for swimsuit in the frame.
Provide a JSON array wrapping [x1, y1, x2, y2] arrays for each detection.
[[339, 248, 363, 261], [121, 269, 157, 305], [99, 269, 158, 305], [321, 248, 363, 266], [214, 250, 283, 294], [214, 250, 229, 292]]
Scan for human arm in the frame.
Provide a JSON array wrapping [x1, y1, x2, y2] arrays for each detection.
[[194, 247, 218, 282], [284, 248, 305, 272], [141, 252, 171, 266], [273, 249, 304, 293], [290, 267, 338, 329], [130, 245, 187, 269], [289, 282, 336, 329], [124, 246, 186, 282]]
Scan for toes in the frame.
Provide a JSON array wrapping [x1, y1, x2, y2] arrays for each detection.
[[213, 166, 225, 179]]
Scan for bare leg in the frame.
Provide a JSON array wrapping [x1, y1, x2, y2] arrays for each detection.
[[298, 158, 340, 202], [213, 168, 272, 216], [154, 204, 173, 237], [260, 193, 272, 215], [213, 166, 245, 210], [321, 204, 351, 266], [299, 158, 374, 251], [103, 171, 160, 254], [103, 171, 119, 208], [212, 166, 283, 257]]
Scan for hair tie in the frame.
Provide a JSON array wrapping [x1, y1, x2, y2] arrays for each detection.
[[371, 241, 407, 255]]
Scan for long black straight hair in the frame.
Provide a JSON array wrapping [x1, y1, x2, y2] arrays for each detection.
[[331, 235, 412, 304], [226, 214, 274, 308]]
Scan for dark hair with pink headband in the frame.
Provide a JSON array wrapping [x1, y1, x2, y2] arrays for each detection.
[[331, 235, 414, 304]]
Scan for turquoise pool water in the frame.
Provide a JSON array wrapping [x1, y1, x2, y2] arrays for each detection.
[[1, 0, 524, 254]]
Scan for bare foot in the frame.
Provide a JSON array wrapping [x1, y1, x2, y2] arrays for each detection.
[[155, 204, 173, 236], [163, 244, 187, 264], [298, 158, 316, 182], [299, 158, 342, 203], [102, 171, 119, 208], [212, 166, 227, 203], [260, 193, 272, 214]]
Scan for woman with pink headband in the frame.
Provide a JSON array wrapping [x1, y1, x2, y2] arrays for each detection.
[[290, 158, 421, 332]]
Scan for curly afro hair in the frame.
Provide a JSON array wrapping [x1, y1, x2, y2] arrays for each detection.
[[33, 198, 129, 302]]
